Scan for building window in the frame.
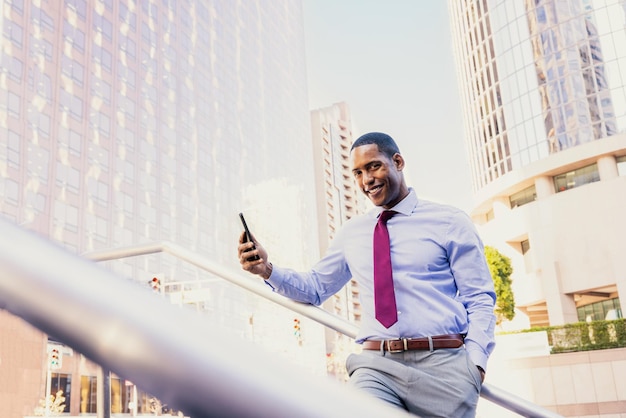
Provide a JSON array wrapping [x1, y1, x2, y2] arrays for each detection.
[[30, 35, 53, 61], [3, 55, 23, 82], [520, 238, 533, 273], [87, 178, 109, 207], [62, 56, 84, 86], [7, 130, 20, 168], [67, 129, 82, 156], [554, 163, 600, 192], [92, 45, 112, 72], [32, 6, 55, 32], [117, 63, 136, 89], [92, 79, 111, 105], [117, 94, 136, 120], [66, 0, 87, 21], [577, 297, 622, 322], [521, 239, 530, 255], [510, 185, 537, 208], [27, 109, 51, 138], [93, 12, 113, 41], [110, 377, 128, 413], [7, 91, 21, 118], [85, 213, 109, 244], [66, 166, 80, 194], [29, 71, 52, 103], [617, 156, 626, 177], [3, 21, 24, 47], [63, 20, 85, 53], [119, 3, 137, 30], [3, 178, 20, 205], [485, 208, 495, 222], [7, 0, 24, 15], [80, 376, 97, 413], [120, 36, 136, 60], [90, 112, 111, 137], [50, 373, 72, 413], [53, 200, 79, 232]]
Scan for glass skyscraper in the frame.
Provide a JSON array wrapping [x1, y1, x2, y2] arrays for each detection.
[[0, 0, 323, 415], [449, 0, 626, 328], [450, 2, 626, 414], [450, 0, 626, 190]]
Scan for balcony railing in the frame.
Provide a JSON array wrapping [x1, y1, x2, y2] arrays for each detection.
[[0, 217, 563, 417]]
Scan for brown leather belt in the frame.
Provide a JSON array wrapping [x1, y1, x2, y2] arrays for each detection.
[[362, 334, 464, 353]]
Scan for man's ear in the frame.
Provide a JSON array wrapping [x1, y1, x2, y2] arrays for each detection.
[[392, 153, 405, 171]]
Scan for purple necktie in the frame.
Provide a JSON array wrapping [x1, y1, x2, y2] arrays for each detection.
[[373, 210, 397, 328]]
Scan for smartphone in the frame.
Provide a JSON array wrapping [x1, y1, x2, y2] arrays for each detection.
[[239, 212, 260, 261]]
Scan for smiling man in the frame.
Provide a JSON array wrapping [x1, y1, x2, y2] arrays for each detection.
[[238, 132, 496, 417]]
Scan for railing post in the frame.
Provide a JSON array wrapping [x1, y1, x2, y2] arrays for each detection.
[[97, 367, 111, 418]]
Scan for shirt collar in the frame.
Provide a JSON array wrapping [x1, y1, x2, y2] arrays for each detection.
[[374, 188, 417, 218]]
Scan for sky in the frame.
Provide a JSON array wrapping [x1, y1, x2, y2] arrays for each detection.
[[302, 0, 475, 212]]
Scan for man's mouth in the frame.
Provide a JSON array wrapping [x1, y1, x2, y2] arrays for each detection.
[[366, 184, 383, 196]]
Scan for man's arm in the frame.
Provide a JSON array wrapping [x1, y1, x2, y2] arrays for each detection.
[[447, 211, 497, 374], [237, 230, 352, 305]]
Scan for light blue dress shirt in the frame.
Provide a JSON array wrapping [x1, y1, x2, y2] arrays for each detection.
[[266, 188, 496, 370]]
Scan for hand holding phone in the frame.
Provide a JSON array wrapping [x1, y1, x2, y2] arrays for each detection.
[[239, 212, 260, 261]]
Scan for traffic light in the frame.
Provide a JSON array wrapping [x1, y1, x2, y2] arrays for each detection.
[[150, 277, 161, 292], [49, 348, 62, 370], [293, 318, 301, 340]]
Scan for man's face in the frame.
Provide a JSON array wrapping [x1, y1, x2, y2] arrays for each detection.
[[350, 144, 408, 209]]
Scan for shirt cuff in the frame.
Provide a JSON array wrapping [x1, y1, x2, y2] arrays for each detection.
[[466, 344, 489, 372], [264, 264, 284, 290]]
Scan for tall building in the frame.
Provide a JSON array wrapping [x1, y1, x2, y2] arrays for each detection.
[[0, 0, 323, 416], [310, 102, 367, 380], [449, 2, 626, 415], [448, 0, 626, 328]]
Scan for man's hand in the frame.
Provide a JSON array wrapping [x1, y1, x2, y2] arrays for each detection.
[[238, 232, 272, 279], [477, 366, 486, 383]]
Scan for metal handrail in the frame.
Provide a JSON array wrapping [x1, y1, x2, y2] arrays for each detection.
[[0, 217, 562, 417], [84, 241, 360, 339], [0, 218, 410, 418], [85, 241, 564, 418]]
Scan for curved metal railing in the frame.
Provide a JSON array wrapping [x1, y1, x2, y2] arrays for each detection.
[[0, 217, 562, 417]]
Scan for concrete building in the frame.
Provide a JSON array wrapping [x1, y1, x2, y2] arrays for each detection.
[[0, 1, 324, 416], [448, 1, 626, 415], [310, 102, 368, 380]]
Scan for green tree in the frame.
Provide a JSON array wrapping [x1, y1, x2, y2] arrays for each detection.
[[484, 245, 515, 325]]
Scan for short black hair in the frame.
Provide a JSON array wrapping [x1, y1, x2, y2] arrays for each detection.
[[351, 132, 401, 159]]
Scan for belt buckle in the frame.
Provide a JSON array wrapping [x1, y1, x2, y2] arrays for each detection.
[[386, 338, 408, 353]]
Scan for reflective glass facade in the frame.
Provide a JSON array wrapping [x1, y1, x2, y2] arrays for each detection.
[[1, 1, 321, 414], [1, 0, 316, 302], [449, 2, 626, 414], [449, 0, 626, 191]]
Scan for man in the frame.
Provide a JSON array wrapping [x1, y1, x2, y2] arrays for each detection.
[[238, 132, 496, 417]]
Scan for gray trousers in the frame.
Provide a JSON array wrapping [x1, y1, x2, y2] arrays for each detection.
[[346, 347, 482, 418]]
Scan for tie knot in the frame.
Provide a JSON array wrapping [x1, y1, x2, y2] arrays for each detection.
[[378, 210, 396, 224]]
